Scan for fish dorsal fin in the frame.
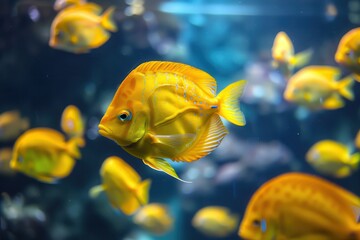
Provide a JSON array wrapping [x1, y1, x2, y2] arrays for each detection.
[[63, 2, 103, 15], [173, 114, 228, 162], [135, 61, 217, 97], [303, 66, 340, 80]]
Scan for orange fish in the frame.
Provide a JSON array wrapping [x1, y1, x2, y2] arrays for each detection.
[[98, 61, 246, 181], [61, 105, 85, 139], [239, 172, 360, 240]]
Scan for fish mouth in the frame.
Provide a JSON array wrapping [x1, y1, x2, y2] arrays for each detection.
[[98, 124, 112, 137]]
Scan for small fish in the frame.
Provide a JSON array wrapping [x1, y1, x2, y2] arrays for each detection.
[[0, 110, 29, 142], [49, 3, 117, 53], [355, 130, 360, 149], [284, 65, 354, 110], [192, 206, 239, 237], [306, 140, 360, 178], [98, 61, 246, 181], [238, 172, 360, 240], [133, 203, 173, 235], [61, 105, 85, 139], [89, 156, 151, 215], [10, 128, 83, 183], [335, 28, 360, 82], [53, 0, 86, 11], [0, 148, 16, 176], [272, 31, 313, 79]]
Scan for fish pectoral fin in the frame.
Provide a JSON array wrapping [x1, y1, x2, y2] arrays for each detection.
[[173, 114, 228, 162], [89, 185, 105, 198], [148, 132, 196, 148], [142, 157, 191, 183], [134, 179, 151, 205], [335, 167, 352, 178], [323, 94, 344, 109]]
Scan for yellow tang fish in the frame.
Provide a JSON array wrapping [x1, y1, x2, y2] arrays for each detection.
[[335, 28, 360, 82], [306, 140, 360, 178], [61, 105, 85, 139], [98, 61, 246, 181], [53, 0, 86, 11], [133, 203, 173, 235], [0, 148, 16, 176], [284, 65, 354, 110], [10, 128, 83, 183], [0, 110, 29, 142], [272, 31, 313, 79], [49, 3, 117, 54], [89, 156, 151, 215], [192, 206, 239, 238], [238, 172, 360, 240]]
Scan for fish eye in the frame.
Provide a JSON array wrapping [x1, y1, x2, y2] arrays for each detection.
[[56, 31, 64, 39], [17, 156, 24, 163], [117, 110, 132, 122], [252, 219, 261, 227]]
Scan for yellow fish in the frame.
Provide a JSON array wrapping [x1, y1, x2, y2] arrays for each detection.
[[272, 31, 313, 79], [355, 130, 360, 149], [89, 156, 151, 215], [0, 148, 16, 176], [238, 172, 360, 240], [335, 28, 360, 82], [61, 105, 85, 139], [0, 110, 29, 142], [98, 61, 246, 181], [284, 65, 354, 110], [49, 3, 117, 53], [306, 140, 360, 178], [10, 128, 83, 183], [192, 206, 239, 237], [53, 0, 86, 11], [133, 203, 173, 235]]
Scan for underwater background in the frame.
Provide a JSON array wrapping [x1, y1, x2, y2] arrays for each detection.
[[1, 0, 360, 239]]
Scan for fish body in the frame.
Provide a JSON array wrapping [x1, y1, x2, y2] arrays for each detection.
[[0, 148, 15, 176], [355, 130, 360, 149], [61, 105, 85, 139], [89, 156, 151, 215], [10, 128, 82, 183], [49, 3, 117, 53], [192, 206, 239, 237], [133, 203, 173, 235], [272, 31, 312, 79], [99, 61, 246, 181], [0, 110, 29, 142], [238, 172, 360, 240], [284, 66, 354, 110], [306, 140, 360, 178], [335, 28, 360, 82]]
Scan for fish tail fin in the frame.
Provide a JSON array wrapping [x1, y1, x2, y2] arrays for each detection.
[[66, 137, 84, 158], [350, 153, 360, 170], [338, 75, 354, 100], [352, 73, 360, 83], [101, 7, 117, 32], [292, 48, 313, 68], [143, 157, 191, 183], [217, 80, 246, 126], [134, 179, 151, 205], [89, 185, 105, 198]]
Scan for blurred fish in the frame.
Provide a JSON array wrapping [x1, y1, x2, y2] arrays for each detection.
[[306, 140, 360, 178], [239, 172, 360, 240], [0, 148, 16, 176], [133, 203, 173, 235], [49, 3, 117, 53], [335, 28, 360, 82], [53, 0, 86, 11], [355, 130, 360, 149], [61, 105, 85, 140], [272, 31, 313, 79], [0, 110, 29, 142], [98, 61, 246, 181], [284, 66, 354, 110], [10, 128, 83, 183], [89, 156, 151, 215], [192, 206, 239, 237]]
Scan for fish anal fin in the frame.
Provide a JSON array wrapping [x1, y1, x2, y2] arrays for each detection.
[[173, 114, 228, 162], [323, 94, 344, 109], [142, 157, 190, 183], [135, 61, 217, 97]]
